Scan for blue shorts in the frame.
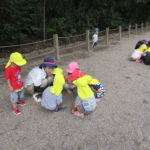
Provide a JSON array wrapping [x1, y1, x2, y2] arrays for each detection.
[[75, 96, 96, 114], [10, 90, 24, 103]]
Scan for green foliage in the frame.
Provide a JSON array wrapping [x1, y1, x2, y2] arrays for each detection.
[[0, 0, 150, 45]]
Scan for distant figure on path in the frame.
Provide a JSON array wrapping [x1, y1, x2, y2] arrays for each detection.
[[92, 28, 99, 51]]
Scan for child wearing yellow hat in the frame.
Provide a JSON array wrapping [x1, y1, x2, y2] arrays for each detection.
[[41, 68, 65, 112], [71, 75, 97, 118], [4, 52, 27, 115]]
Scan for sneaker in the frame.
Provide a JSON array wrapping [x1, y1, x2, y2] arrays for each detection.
[[52, 108, 59, 112], [17, 101, 26, 106], [33, 93, 42, 102], [96, 98, 101, 102], [52, 106, 65, 112], [58, 106, 65, 111], [12, 107, 21, 115]]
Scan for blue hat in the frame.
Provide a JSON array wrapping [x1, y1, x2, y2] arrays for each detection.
[[95, 28, 99, 31], [40, 58, 57, 68]]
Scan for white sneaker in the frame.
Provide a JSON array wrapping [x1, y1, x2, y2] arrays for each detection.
[[33, 93, 42, 102], [96, 98, 101, 102]]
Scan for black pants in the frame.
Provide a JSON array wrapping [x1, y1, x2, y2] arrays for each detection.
[[34, 86, 47, 93], [141, 52, 150, 65]]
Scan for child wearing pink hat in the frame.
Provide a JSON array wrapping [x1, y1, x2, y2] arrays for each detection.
[[64, 62, 84, 95]]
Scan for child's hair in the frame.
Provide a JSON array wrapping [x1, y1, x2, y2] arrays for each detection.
[[147, 41, 150, 47], [135, 40, 148, 49]]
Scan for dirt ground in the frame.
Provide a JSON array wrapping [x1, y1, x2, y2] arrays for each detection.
[[1, 32, 150, 150]]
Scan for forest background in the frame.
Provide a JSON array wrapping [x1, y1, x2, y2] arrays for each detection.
[[0, 0, 150, 45]]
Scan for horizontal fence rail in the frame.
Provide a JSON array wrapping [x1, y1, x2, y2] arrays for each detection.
[[0, 22, 150, 75]]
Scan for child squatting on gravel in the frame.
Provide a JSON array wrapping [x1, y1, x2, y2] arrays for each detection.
[[71, 75, 97, 118], [41, 68, 65, 112], [4, 52, 27, 115], [64, 61, 84, 95], [130, 40, 148, 63]]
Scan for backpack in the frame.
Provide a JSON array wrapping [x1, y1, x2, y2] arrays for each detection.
[[135, 40, 148, 49]]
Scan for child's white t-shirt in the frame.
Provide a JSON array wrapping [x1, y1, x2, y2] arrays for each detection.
[[93, 33, 98, 43], [25, 67, 46, 87], [131, 50, 143, 59]]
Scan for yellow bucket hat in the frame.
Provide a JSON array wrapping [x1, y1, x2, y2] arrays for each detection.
[[5, 52, 27, 68]]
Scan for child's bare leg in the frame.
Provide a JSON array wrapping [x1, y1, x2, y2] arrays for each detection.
[[72, 104, 84, 117], [71, 104, 78, 113], [12, 103, 17, 108], [135, 59, 142, 63]]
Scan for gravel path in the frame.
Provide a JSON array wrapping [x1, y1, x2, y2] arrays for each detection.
[[0, 32, 150, 150]]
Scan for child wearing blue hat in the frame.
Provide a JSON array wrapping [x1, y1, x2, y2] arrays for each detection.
[[25, 58, 57, 102], [92, 28, 99, 51]]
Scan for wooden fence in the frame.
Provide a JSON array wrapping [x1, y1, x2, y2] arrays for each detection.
[[0, 23, 150, 69]]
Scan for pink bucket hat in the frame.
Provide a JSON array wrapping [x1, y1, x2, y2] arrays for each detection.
[[67, 62, 79, 73]]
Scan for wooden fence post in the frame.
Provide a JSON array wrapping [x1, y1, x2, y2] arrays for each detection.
[[141, 23, 144, 33], [53, 34, 60, 60], [135, 24, 137, 35], [106, 27, 109, 47], [128, 25, 131, 38], [145, 22, 148, 32], [86, 30, 90, 56], [146, 22, 149, 32], [147, 23, 149, 31], [119, 26, 122, 41], [43, 0, 46, 41]]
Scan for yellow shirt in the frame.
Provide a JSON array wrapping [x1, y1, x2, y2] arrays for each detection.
[[83, 75, 100, 85], [137, 44, 147, 52], [73, 75, 94, 99], [146, 47, 150, 52], [50, 68, 65, 96]]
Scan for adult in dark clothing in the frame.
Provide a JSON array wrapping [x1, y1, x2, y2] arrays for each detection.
[[142, 52, 150, 65], [141, 41, 150, 65]]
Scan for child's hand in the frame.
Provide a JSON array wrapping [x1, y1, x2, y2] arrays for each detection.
[[7, 79, 13, 91], [64, 75, 70, 83], [9, 86, 13, 91], [69, 84, 76, 89], [97, 89, 102, 93], [143, 52, 146, 56]]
